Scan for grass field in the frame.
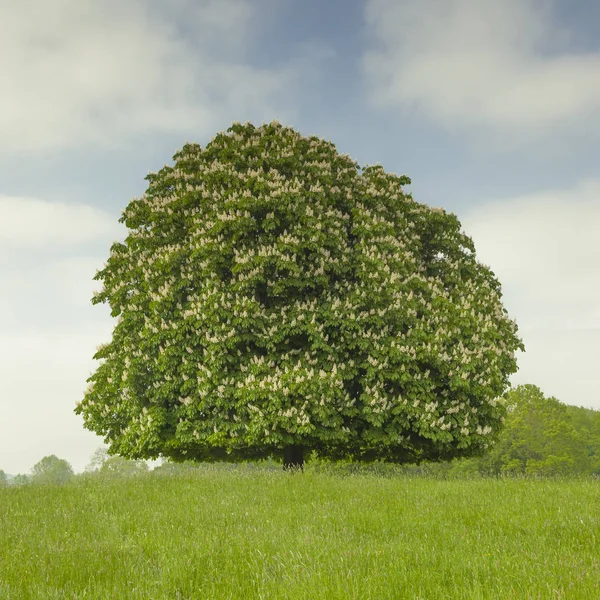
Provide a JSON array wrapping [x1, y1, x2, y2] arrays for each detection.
[[1, 468, 599, 599]]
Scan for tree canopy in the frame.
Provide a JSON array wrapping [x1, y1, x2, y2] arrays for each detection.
[[85, 446, 148, 477], [31, 455, 74, 485], [76, 121, 523, 468]]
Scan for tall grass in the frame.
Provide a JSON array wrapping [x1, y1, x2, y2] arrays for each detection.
[[1, 467, 598, 599]]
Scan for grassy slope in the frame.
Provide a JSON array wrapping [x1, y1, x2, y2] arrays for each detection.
[[0, 469, 599, 599]]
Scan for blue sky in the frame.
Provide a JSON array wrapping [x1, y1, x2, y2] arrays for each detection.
[[1, 0, 599, 474]]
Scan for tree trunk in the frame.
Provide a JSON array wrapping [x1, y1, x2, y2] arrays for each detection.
[[283, 445, 304, 471]]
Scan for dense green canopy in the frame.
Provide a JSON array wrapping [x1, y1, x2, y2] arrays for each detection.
[[76, 121, 523, 466]]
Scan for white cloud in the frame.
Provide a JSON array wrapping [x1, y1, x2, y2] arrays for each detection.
[[0, 0, 302, 153], [363, 0, 600, 144], [461, 180, 600, 408], [0, 331, 109, 475], [0, 255, 110, 334], [0, 196, 123, 250], [0, 197, 118, 472], [0, 196, 118, 332], [0, 195, 119, 327]]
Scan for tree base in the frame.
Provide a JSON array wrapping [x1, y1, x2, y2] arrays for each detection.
[[283, 445, 304, 471]]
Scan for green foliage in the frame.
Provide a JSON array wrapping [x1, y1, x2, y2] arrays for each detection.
[[30, 455, 74, 485], [11, 474, 29, 485], [440, 384, 599, 477], [76, 121, 523, 465], [568, 405, 600, 474], [1, 471, 599, 598], [0, 470, 7, 486]]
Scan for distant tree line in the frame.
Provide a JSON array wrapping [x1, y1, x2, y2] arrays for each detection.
[[1, 455, 75, 486], [0, 451, 149, 486]]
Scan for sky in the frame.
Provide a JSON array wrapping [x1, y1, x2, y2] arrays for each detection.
[[1, 0, 599, 474]]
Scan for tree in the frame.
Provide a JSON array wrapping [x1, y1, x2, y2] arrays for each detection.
[[479, 385, 590, 476], [566, 405, 600, 475], [85, 446, 148, 477], [85, 446, 109, 472], [99, 456, 149, 477], [75, 121, 523, 469], [31, 455, 74, 485], [0, 470, 7, 486]]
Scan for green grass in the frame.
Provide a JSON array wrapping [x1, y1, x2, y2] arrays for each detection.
[[1, 468, 599, 599]]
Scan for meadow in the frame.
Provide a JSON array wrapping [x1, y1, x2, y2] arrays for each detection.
[[1, 467, 599, 599]]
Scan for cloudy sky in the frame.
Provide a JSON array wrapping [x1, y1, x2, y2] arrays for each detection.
[[1, 0, 599, 474]]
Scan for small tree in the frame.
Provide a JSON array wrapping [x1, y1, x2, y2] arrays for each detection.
[[85, 447, 148, 477], [85, 446, 109, 472], [31, 455, 74, 485], [0, 470, 7, 486], [76, 121, 523, 469], [99, 456, 149, 477]]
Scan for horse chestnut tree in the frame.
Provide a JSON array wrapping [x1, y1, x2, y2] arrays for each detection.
[[76, 121, 524, 469]]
